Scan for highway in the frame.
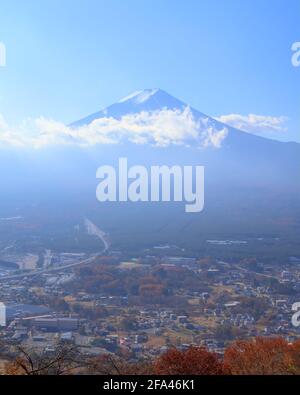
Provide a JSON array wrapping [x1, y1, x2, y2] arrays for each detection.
[[0, 221, 110, 282], [0, 254, 99, 282]]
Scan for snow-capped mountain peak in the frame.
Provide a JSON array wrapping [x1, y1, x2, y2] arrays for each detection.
[[71, 88, 187, 127], [118, 89, 160, 104]]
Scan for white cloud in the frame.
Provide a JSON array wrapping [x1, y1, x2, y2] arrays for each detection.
[[215, 113, 288, 134], [0, 107, 228, 149]]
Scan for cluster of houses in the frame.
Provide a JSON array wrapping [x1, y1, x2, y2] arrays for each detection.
[[1, 253, 300, 359]]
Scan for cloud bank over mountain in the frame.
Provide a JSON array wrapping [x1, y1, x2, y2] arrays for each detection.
[[0, 107, 228, 149], [216, 113, 288, 135], [0, 90, 291, 151]]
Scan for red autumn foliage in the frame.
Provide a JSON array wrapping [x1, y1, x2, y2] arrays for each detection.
[[154, 346, 225, 375], [6, 337, 300, 375], [224, 337, 300, 375]]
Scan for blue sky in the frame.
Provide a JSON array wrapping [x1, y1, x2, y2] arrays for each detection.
[[0, 0, 299, 142]]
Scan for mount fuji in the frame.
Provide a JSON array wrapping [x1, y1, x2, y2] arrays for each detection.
[[70, 88, 299, 189], [1, 89, 299, 258]]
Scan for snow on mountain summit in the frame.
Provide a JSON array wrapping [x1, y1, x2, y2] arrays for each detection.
[[118, 89, 159, 104]]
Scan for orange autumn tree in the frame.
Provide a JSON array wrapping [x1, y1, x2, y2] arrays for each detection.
[[224, 337, 296, 375], [287, 339, 300, 374], [154, 346, 225, 375]]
